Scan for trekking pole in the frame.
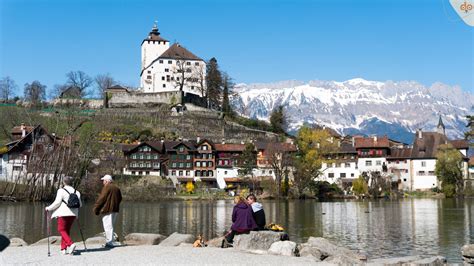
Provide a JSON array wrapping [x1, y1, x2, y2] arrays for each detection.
[[45, 210, 50, 257], [76, 211, 87, 251]]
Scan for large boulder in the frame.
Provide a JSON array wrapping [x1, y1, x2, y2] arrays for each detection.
[[297, 243, 323, 261], [233, 231, 288, 252], [159, 232, 194, 247], [367, 255, 446, 265], [9, 238, 28, 247], [84, 236, 106, 245], [268, 241, 297, 256], [324, 254, 362, 264], [31, 236, 61, 246], [124, 233, 165, 246], [462, 244, 474, 264], [207, 236, 224, 248], [303, 237, 361, 261]]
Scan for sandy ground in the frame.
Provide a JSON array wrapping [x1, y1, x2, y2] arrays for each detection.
[[0, 244, 318, 265]]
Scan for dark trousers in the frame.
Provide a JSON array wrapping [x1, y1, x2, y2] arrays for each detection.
[[225, 230, 250, 243]]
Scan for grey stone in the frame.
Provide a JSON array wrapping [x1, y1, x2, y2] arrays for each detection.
[[268, 241, 297, 256], [84, 236, 106, 245], [123, 233, 165, 246], [325, 254, 362, 264], [9, 238, 28, 247], [410, 256, 446, 265], [31, 236, 61, 246], [159, 232, 194, 247], [304, 237, 360, 260], [207, 236, 224, 248], [367, 255, 446, 265], [177, 243, 193, 247], [233, 231, 287, 252], [297, 244, 323, 261], [462, 244, 474, 260]]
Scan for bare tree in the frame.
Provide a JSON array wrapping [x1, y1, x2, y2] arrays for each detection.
[[95, 73, 115, 98], [172, 58, 200, 92], [65, 71, 93, 98], [266, 143, 294, 198], [0, 76, 17, 102], [192, 64, 207, 99], [24, 81, 46, 105]]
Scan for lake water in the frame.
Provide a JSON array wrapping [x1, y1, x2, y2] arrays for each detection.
[[0, 198, 472, 263]]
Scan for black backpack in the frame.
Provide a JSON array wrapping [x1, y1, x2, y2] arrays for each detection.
[[62, 188, 80, 209]]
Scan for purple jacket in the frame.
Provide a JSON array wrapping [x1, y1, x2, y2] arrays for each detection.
[[231, 202, 257, 232]]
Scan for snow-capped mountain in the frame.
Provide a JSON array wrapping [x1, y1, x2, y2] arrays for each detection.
[[231, 78, 474, 144]]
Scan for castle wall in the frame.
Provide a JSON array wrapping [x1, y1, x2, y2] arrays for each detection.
[[108, 90, 183, 108]]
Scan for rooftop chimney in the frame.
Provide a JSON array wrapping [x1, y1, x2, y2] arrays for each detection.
[[352, 137, 355, 147], [196, 136, 200, 143], [20, 123, 26, 137], [417, 129, 422, 139], [373, 136, 377, 143]]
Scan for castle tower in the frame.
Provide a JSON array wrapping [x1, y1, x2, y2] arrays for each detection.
[[437, 114, 445, 135], [141, 21, 169, 71]]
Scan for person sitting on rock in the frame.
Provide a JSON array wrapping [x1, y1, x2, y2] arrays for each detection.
[[222, 196, 257, 248], [246, 194, 266, 231]]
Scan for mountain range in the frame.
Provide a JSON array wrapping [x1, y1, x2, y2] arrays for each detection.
[[231, 78, 473, 144]]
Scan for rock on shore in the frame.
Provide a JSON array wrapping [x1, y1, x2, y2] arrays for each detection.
[[462, 244, 474, 264]]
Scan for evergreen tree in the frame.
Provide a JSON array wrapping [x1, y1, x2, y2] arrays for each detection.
[[222, 73, 233, 116], [270, 105, 286, 134], [205, 57, 223, 109], [240, 143, 258, 190]]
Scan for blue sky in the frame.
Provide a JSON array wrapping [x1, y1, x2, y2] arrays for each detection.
[[0, 0, 473, 97]]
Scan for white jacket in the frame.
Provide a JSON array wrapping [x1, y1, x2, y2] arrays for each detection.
[[46, 185, 82, 218]]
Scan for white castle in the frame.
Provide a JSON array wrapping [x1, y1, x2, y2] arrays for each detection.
[[140, 22, 206, 97]]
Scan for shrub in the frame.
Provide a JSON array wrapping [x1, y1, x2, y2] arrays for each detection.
[[352, 176, 368, 196], [442, 183, 456, 198]]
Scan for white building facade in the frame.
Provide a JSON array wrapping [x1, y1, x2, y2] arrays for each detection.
[[140, 23, 206, 96]]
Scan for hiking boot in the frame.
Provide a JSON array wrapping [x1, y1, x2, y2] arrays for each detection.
[[67, 243, 76, 255]]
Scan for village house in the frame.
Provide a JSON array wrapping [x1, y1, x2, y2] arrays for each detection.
[[386, 147, 412, 191], [164, 140, 198, 184], [0, 125, 61, 184], [193, 138, 216, 186], [355, 135, 390, 175], [321, 137, 359, 189], [214, 143, 246, 189], [122, 141, 164, 177], [253, 141, 297, 181]]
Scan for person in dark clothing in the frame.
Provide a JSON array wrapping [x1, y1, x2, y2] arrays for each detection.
[[222, 196, 257, 247], [247, 194, 266, 230]]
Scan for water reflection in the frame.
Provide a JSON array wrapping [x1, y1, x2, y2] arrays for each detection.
[[0, 198, 473, 262]]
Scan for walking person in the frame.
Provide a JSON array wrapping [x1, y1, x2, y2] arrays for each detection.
[[222, 196, 256, 248], [93, 175, 122, 248], [246, 194, 266, 231], [45, 176, 82, 255]]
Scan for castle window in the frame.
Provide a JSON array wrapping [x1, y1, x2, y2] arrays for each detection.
[[195, 62, 199, 66], [147, 75, 152, 79], [147, 70, 151, 74], [163, 84, 166, 88], [159, 60, 163, 64], [168, 60, 172, 64], [177, 77, 180, 81], [162, 76, 165, 81], [186, 68, 191, 73], [191, 86, 194, 90], [165, 68, 169, 72], [328, 173, 334, 178], [186, 62, 191, 66]]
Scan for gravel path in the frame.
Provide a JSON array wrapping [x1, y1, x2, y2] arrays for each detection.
[[0, 244, 318, 265]]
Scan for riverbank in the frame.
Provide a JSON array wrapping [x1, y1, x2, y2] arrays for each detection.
[[0, 244, 316, 265]]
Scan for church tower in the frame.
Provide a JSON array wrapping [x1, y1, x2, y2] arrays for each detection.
[[437, 114, 446, 135], [141, 21, 169, 71]]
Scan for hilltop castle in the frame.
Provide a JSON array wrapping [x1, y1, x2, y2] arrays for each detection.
[[140, 22, 206, 97]]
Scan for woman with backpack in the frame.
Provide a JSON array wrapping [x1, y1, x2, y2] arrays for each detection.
[[45, 176, 82, 255]]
